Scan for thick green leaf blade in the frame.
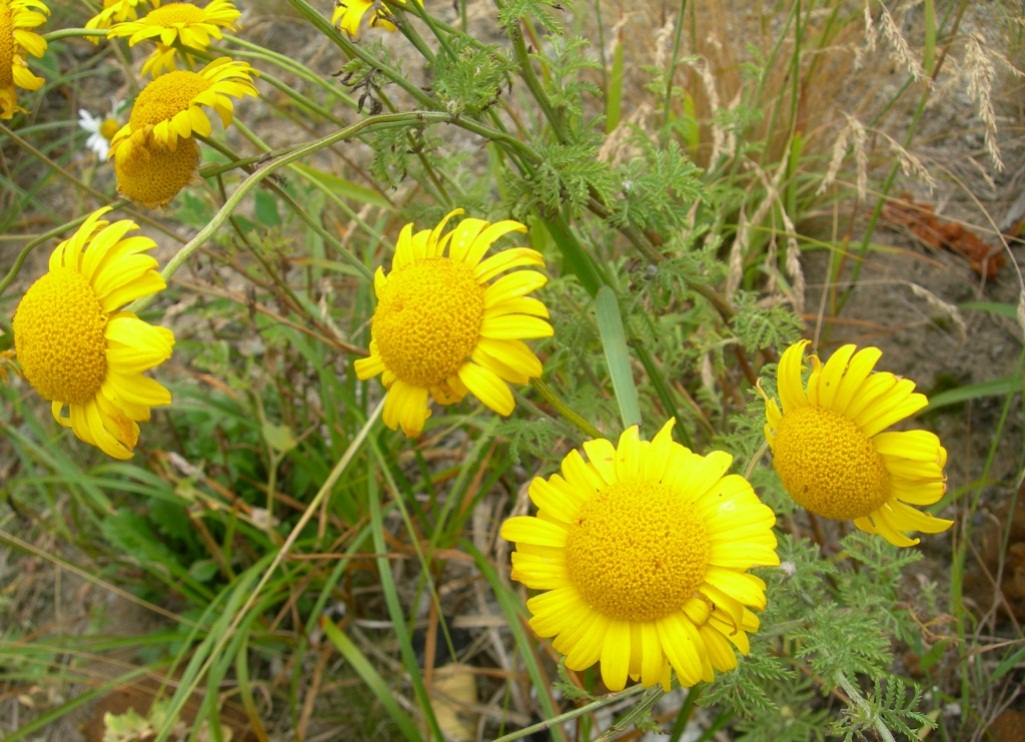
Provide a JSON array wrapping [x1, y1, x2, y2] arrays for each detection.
[[596, 286, 641, 429], [292, 162, 391, 209], [924, 375, 1022, 411]]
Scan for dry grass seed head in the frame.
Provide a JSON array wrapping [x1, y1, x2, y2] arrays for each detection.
[[962, 34, 1003, 172], [818, 114, 868, 200], [781, 208, 805, 314], [905, 281, 968, 344], [877, 2, 928, 83]]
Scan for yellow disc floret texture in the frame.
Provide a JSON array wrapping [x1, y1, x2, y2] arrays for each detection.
[[116, 137, 198, 207], [13, 268, 108, 405], [1, 7, 14, 88], [771, 405, 891, 520], [565, 481, 711, 622], [146, 3, 204, 25], [129, 71, 210, 130], [372, 258, 485, 388]]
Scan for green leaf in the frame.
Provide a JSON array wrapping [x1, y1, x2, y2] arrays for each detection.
[[292, 162, 391, 209], [959, 301, 1017, 318], [254, 190, 281, 227], [605, 40, 624, 133], [538, 216, 606, 297], [433, 40, 515, 117], [992, 643, 1025, 681], [189, 559, 220, 583], [262, 421, 298, 454], [924, 375, 1022, 411], [596, 286, 641, 429]]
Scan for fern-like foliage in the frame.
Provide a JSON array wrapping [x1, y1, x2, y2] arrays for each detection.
[[432, 41, 515, 117], [701, 644, 798, 719], [497, 416, 572, 467], [608, 138, 703, 235], [830, 675, 935, 741], [730, 290, 805, 353], [534, 35, 601, 120], [508, 140, 617, 218], [497, 0, 564, 34]]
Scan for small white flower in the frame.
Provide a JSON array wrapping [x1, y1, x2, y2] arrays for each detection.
[[78, 100, 124, 159]]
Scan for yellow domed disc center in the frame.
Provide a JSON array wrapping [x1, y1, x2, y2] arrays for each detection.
[[13, 268, 109, 405], [129, 71, 210, 130], [146, 3, 205, 26], [564, 481, 710, 623], [771, 405, 891, 520], [1, 8, 15, 89], [116, 137, 199, 208], [372, 258, 485, 388]]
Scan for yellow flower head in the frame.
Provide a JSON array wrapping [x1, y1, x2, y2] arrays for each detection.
[[760, 340, 952, 547], [108, 57, 258, 164], [501, 419, 779, 691], [12, 207, 175, 459], [85, 0, 157, 39], [0, 0, 48, 120], [115, 136, 199, 208], [355, 209, 552, 437], [106, 0, 239, 49], [140, 42, 182, 78], [333, 0, 414, 36]]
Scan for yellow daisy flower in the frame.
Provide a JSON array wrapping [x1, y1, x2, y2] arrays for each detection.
[[108, 57, 258, 165], [354, 209, 552, 437], [333, 0, 415, 36], [0, 0, 48, 120], [115, 136, 199, 208], [501, 419, 779, 691], [12, 207, 175, 460], [85, 0, 156, 38], [760, 340, 952, 547], [139, 42, 183, 78], [106, 0, 239, 49]]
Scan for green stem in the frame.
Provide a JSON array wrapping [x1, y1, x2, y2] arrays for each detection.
[[506, 21, 568, 144], [131, 111, 449, 310], [220, 35, 357, 109], [172, 397, 384, 722], [529, 378, 602, 440], [284, 0, 437, 109], [0, 206, 120, 298], [661, 0, 690, 125], [0, 124, 180, 240], [197, 124, 384, 268], [834, 671, 896, 742], [594, 686, 665, 741], [42, 28, 106, 42], [491, 684, 648, 742]]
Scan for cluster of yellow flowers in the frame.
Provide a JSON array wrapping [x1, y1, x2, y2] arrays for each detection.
[[5, 0, 953, 699], [0, 0, 48, 120]]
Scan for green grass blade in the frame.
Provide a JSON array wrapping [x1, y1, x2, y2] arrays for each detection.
[[596, 286, 641, 429], [319, 617, 423, 741], [924, 375, 1022, 412], [538, 216, 606, 297], [463, 540, 567, 742], [291, 162, 392, 210], [959, 301, 1017, 319], [367, 466, 444, 739], [605, 39, 624, 133], [923, 0, 936, 76]]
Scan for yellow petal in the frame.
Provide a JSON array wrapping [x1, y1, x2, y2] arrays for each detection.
[[500, 515, 569, 548]]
